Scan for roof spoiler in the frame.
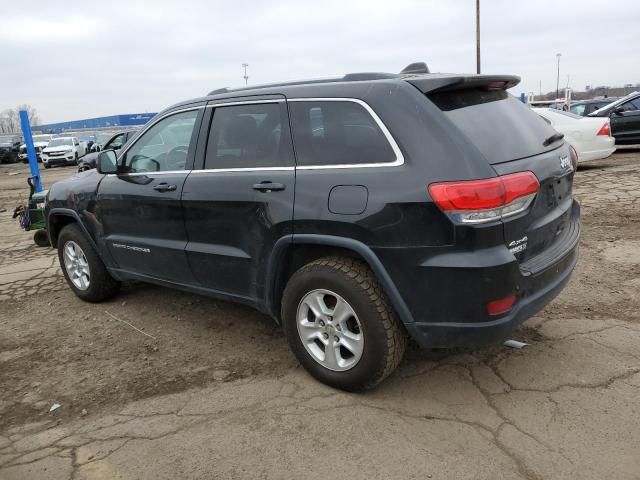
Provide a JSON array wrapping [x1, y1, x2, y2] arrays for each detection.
[[408, 74, 520, 93]]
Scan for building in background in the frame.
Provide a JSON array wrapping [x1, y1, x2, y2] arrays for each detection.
[[37, 113, 157, 134]]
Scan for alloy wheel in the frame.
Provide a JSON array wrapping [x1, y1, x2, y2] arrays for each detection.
[[63, 240, 90, 290], [296, 289, 364, 371]]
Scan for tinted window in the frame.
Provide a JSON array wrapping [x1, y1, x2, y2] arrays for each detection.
[[289, 101, 396, 166], [619, 100, 638, 112], [205, 103, 289, 169], [107, 134, 125, 149], [427, 89, 558, 164], [123, 110, 198, 173]]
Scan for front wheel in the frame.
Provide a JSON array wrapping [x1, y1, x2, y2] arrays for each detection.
[[57, 223, 120, 302], [282, 257, 407, 391]]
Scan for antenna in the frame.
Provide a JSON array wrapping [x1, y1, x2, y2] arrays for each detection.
[[242, 63, 249, 86]]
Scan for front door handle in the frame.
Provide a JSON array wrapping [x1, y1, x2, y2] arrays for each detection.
[[253, 182, 285, 192], [153, 183, 177, 192]]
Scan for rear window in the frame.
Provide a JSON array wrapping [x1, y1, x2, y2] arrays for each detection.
[[289, 100, 397, 166], [427, 89, 558, 164]]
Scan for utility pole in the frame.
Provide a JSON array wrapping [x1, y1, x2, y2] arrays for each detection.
[[555, 53, 562, 99], [475, 0, 481, 74], [242, 63, 249, 86]]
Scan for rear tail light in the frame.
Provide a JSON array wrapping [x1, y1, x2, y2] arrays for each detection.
[[487, 295, 516, 315], [428, 171, 540, 224], [569, 145, 579, 170], [596, 121, 611, 136]]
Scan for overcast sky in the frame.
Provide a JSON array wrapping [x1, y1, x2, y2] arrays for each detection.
[[1, 0, 639, 124]]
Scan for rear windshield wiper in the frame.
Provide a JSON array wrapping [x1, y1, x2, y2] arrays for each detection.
[[543, 132, 564, 146]]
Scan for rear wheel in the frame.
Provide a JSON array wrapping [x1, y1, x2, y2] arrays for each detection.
[[282, 256, 407, 391], [57, 223, 120, 302]]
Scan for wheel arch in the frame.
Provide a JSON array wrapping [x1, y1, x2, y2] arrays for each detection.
[[265, 234, 415, 326], [47, 208, 97, 251]]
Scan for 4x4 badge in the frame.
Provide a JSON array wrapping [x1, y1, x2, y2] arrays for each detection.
[[559, 153, 571, 171], [508, 236, 528, 255]]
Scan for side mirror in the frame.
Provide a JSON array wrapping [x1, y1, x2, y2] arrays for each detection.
[[97, 150, 118, 174], [613, 106, 625, 115]]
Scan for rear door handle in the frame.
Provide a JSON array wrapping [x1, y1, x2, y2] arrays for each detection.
[[253, 182, 285, 192], [153, 183, 177, 192]]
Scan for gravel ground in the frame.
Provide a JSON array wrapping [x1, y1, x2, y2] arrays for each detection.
[[0, 151, 639, 479]]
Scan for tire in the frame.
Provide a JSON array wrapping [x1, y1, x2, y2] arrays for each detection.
[[44, 164, 50, 169], [74, 152, 79, 164], [33, 229, 50, 247], [57, 223, 120, 302], [282, 256, 407, 391]]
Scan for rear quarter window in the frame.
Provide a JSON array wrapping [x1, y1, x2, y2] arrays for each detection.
[[427, 89, 558, 164], [289, 100, 397, 166]]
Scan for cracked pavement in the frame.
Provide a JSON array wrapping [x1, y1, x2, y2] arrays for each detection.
[[1, 151, 640, 479]]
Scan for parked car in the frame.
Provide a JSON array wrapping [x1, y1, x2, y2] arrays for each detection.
[[0, 135, 22, 163], [18, 134, 54, 162], [533, 108, 615, 163], [569, 98, 618, 117], [588, 91, 640, 145], [41, 136, 86, 168], [90, 132, 114, 153], [46, 65, 580, 390], [76, 133, 97, 153], [78, 130, 137, 172]]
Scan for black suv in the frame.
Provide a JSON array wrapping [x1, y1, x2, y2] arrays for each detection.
[[46, 65, 580, 390], [78, 130, 137, 172], [588, 92, 640, 144]]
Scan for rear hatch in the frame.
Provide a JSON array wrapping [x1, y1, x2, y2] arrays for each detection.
[[410, 75, 578, 273]]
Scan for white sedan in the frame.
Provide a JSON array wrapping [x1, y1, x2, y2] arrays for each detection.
[[533, 108, 615, 163]]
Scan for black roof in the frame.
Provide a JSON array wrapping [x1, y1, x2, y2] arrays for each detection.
[[165, 62, 521, 113]]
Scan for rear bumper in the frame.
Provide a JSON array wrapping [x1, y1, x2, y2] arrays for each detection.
[[378, 200, 580, 349], [405, 244, 577, 348], [579, 146, 616, 163]]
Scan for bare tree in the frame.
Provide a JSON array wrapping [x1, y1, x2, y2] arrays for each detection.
[[0, 105, 40, 133], [17, 104, 40, 126]]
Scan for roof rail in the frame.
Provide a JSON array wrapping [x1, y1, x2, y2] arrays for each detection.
[[206, 62, 432, 96]]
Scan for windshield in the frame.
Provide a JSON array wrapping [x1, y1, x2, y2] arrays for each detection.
[[48, 138, 73, 147], [32, 135, 52, 143], [0, 136, 17, 144], [570, 104, 586, 116]]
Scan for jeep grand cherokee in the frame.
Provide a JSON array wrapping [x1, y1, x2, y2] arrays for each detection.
[[45, 63, 580, 390]]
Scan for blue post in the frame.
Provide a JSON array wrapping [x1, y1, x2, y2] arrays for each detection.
[[520, 92, 526, 104], [19, 110, 42, 193]]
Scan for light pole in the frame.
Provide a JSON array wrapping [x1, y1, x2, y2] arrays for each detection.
[[242, 63, 249, 86], [475, 0, 481, 74], [555, 53, 562, 99]]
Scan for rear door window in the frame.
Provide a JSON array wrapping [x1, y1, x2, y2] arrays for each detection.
[[427, 89, 558, 164], [205, 103, 290, 169], [289, 100, 397, 166]]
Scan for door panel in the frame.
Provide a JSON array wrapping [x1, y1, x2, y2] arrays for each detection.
[[182, 98, 295, 302], [98, 172, 194, 282], [96, 106, 203, 283]]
